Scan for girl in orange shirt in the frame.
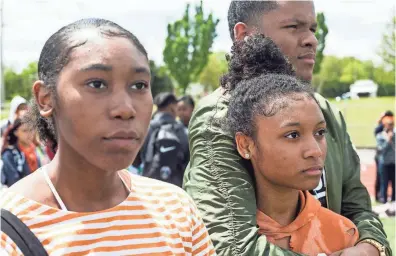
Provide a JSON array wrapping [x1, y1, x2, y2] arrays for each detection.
[[225, 34, 358, 255]]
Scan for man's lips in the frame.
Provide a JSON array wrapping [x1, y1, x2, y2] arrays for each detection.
[[298, 52, 316, 64]]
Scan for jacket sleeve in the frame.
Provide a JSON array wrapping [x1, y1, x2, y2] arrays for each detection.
[[374, 124, 384, 136], [1, 151, 20, 187], [376, 133, 392, 153], [332, 102, 392, 255], [183, 90, 303, 256]]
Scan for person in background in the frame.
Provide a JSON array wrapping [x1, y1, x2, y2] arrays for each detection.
[[374, 111, 394, 202], [0, 96, 28, 137], [1, 118, 40, 187], [141, 92, 189, 187], [376, 115, 395, 208], [33, 133, 51, 166], [177, 95, 195, 128]]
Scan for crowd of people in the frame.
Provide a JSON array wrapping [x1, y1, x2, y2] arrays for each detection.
[[0, 1, 392, 256]]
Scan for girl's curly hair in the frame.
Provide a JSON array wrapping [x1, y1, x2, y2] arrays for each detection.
[[224, 34, 316, 139]]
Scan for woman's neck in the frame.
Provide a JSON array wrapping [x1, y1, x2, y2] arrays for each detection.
[[255, 173, 300, 226], [18, 141, 31, 148], [46, 142, 129, 212]]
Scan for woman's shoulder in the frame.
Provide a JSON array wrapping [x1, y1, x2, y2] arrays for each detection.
[[130, 174, 195, 205], [4, 170, 58, 209]]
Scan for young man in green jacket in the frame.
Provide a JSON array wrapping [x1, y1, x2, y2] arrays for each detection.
[[183, 1, 391, 255]]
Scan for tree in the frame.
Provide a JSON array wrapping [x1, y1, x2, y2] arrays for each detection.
[[315, 55, 394, 98], [4, 68, 21, 101], [199, 51, 228, 92], [378, 16, 395, 71], [149, 60, 174, 98], [163, 0, 219, 94], [4, 62, 37, 101], [313, 12, 328, 74]]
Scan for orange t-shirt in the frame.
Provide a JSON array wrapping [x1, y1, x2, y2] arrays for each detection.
[[256, 191, 358, 255]]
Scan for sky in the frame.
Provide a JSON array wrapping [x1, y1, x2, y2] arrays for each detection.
[[1, 0, 395, 72]]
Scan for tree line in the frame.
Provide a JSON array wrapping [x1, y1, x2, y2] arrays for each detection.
[[4, 2, 395, 101]]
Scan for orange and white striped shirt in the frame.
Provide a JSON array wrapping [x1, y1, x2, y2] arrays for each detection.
[[0, 171, 216, 256]]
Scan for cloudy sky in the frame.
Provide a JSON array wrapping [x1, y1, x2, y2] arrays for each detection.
[[1, 0, 395, 72]]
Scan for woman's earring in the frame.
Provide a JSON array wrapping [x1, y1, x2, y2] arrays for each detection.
[[245, 153, 250, 159]]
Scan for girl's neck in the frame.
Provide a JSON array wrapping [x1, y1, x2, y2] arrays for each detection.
[[46, 142, 130, 212], [255, 175, 300, 226], [18, 141, 31, 148]]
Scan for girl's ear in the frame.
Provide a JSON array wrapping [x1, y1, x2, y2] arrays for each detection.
[[33, 80, 54, 118], [235, 132, 254, 160]]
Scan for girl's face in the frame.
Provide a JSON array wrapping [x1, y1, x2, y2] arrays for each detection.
[[15, 123, 34, 146], [36, 30, 153, 172], [177, 101, 194, 126], [236, 95, 327, 191]]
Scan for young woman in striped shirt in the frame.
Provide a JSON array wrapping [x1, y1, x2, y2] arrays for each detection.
[[0, 18, 215, 256]]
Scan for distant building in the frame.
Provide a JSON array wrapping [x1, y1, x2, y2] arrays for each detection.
[[349, 79, 378, 98]]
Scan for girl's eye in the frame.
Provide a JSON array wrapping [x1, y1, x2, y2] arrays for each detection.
[[316, 128, 328, 136], [87, 80, 106, 89], [286, 25, 298, 29], [285, 132, 300, 139], [131, 82, 148, 90]]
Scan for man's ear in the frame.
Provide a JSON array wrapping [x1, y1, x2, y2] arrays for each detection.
[[234, 22, 259, 41], [33, 80, 54, 118], [235, 132, 254, 160]]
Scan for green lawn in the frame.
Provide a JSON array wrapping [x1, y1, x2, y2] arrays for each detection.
[[328, 97, 395, 148], [381, 217, 395, 253], [0, 105, 9, 120]]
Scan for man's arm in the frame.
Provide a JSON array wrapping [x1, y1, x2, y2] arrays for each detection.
[[184, 89, 302, 256], [375, 124, 384, 136]]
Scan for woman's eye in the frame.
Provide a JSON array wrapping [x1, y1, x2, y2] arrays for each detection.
[[87, 80, 106, 89], [131, 82, 148, 90], [316, 129, 328, 136], [285, 132, 300, 139]]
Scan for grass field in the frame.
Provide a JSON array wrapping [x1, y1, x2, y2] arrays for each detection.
[[328, 97, 395, 148], [0, 105, 9, 120]]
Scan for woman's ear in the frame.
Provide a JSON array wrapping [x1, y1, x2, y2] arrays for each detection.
[[235, 132, 254, 160], [33, 80, 54, 118]]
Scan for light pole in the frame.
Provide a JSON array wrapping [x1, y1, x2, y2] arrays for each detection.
[[0, 0, 4, 109]]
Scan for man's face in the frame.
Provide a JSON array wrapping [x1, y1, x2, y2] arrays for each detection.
[[237, 1, 318, 81]]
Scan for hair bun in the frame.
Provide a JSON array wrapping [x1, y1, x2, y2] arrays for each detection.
[[221, 34, 295, 91]]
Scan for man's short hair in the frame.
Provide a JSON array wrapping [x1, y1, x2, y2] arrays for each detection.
[[228, 1, 278, 40], [178, 95, 195, 109], [154, 92, 177, 109]]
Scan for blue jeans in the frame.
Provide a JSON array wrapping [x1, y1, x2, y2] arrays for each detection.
[[379, 162, 395, 203]]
